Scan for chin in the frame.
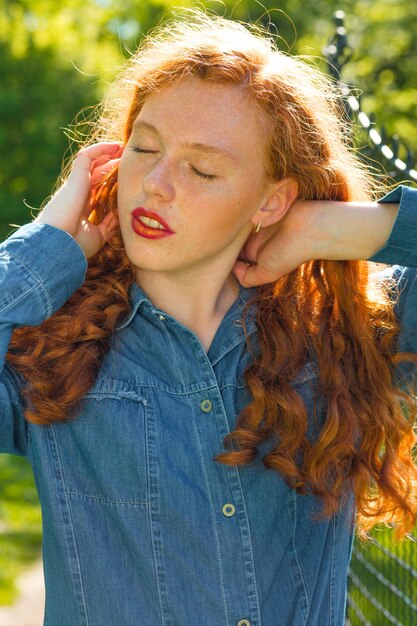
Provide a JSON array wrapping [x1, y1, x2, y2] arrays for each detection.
[[124, 249, 184, 274], [121, 232, 173, 269], [121, 230, 217, 275], [126, 255, 171, 273]]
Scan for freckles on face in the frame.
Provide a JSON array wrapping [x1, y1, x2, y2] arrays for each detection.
[[116, 76, 271, 272]]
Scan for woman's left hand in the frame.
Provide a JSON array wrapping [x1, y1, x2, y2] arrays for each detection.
[[233, 199, 400, 287]]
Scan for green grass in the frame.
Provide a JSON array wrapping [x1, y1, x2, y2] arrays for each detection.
[[0, 454, 42, 606]]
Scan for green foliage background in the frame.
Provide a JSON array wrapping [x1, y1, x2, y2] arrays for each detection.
[[1, 0, 416, 241], [0, 0, 416, 611]]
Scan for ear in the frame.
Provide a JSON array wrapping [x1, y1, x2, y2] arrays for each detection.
[[251, 177, 298, 229]]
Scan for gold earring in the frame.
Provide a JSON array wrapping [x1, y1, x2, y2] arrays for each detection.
[[253, 220, 262, 234]]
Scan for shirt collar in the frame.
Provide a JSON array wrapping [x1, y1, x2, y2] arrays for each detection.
[[115, 282, 152, 331], [115, 281, 257, 334], [207, 285, 258, 365]]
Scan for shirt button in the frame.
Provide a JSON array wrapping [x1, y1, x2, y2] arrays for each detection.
[[237, 620, 251, 626], [157, 314, 166, 321], [233, 318, 243, 327], [199, 399, 213, 413], [222, 503, 236, 517]]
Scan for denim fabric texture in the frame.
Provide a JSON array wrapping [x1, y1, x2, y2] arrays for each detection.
[[0, 185, 416, 626]]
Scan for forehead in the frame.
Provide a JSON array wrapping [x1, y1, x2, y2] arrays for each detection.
[[132, 76, 270, 161]]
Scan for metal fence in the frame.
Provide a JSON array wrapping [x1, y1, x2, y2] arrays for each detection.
[[347, 536, 417, 626], [324, 10, 417, 184], [324, 12, 417, 625]]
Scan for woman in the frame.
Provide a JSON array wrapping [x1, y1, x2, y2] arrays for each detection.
[[2, 9, 416, 626]]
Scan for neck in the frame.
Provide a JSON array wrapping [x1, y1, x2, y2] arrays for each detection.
[[136, 263, 241, 352]]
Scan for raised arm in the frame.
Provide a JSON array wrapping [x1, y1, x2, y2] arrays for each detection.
[[233, 185, 417, 286], [0, 142, 122, 455]]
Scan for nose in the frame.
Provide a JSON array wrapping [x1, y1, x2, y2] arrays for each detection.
[[142, 158, 175, 202]]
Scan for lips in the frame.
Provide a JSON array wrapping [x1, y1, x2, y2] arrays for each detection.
[[131, 207, 174, 240]]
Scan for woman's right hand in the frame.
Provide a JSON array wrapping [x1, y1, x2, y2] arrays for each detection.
[[34, 142, 123, 259], [233, 198, 400, 287]]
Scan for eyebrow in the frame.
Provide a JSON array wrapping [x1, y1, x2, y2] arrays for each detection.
[[131, 120, 239, 163]]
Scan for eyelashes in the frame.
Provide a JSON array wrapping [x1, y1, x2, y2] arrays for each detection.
[[189, 165, 216, 181], [131, 147, 217, 181], [131, 147, 158, 155]]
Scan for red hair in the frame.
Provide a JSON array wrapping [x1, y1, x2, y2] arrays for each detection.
[[7, 9, 417, 539]]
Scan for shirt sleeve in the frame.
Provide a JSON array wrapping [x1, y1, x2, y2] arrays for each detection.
[[0, 222, 87, 456], [367, 185, 417, 386], [368, 185, 417, 267]]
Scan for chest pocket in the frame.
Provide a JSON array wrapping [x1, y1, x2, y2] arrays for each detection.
[[52, 379, 149, 506]]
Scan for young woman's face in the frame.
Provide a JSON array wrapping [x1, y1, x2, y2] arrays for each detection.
[[117, 76, 273, 276]]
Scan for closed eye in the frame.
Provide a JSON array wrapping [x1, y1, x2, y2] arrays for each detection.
[[131, 146, 217, 181], [131, 147, 156, 154], [189, 165, 216, 181]]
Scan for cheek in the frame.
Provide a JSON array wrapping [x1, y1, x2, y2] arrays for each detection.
[[117, 160, 137, 194], [116, 168, 138, 231], [183, 197, 248, 243], [116, 165, 128, 205]]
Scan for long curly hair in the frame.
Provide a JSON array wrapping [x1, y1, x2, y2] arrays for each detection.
[[7, 9, 417, 539]]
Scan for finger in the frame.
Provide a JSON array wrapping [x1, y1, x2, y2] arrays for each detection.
[[68, 143, 121, 186], [90, 144, 124, 169], [81, 157, 121, 217], [90, 155, 114, 172], [90, 157, 121, 187], [238, 230, 270, 264], [83, 141, 122, 157], [233, 260, 280, 287], [92, 210, 118, 228], [96, 212, 119, 243], [90, 148, 123, 171]]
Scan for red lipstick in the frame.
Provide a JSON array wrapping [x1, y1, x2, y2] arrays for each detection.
[[131, 208, 174, 240]]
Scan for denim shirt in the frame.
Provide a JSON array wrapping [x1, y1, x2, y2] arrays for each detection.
[[0, 186, 416, 626]]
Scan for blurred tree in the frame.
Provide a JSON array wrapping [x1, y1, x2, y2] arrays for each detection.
[[0, 0, 416, 241], [0, 0, 416, 607], [0, 0, 181, 239], [210, 0, 417, 149]]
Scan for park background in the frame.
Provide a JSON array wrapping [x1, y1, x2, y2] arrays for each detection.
[[0, 0, 416, 624]]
